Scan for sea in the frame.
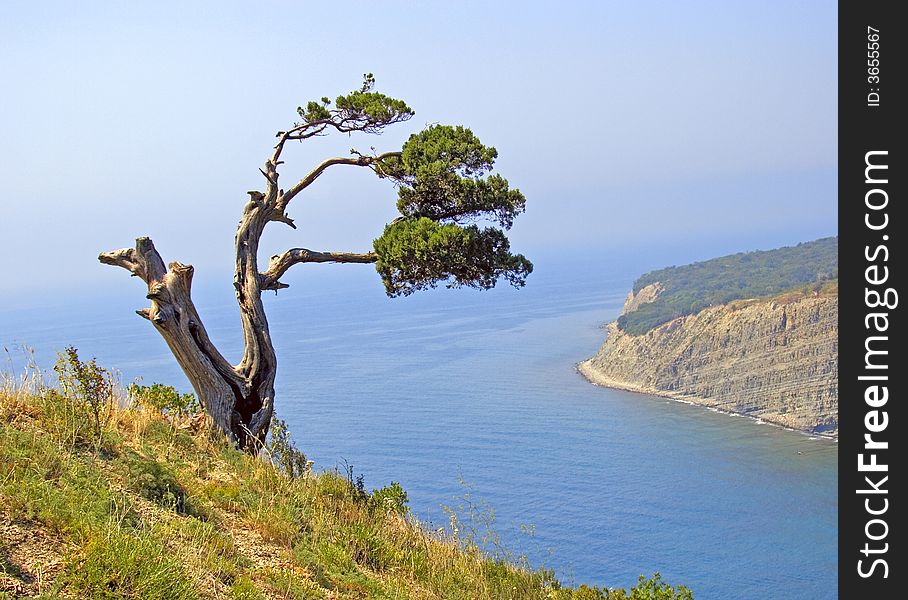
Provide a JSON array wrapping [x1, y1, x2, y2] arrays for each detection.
[[1, 255, 837, 600]]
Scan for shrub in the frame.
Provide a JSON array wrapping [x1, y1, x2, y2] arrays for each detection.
[[572, 584, 607, 599], [52, 346, 114, 441], [267, 415, 310, 479], [128, 382, 199, 417], [369, 482, 409, 516], [607, 573, 694, 600], [341, 462, 368, 502]]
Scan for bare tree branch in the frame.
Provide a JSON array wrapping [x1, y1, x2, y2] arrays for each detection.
[[99, 237, 246, 439], [261, 248, 378, 291], [98, 237, 167, 283], [278, 151, 401, 211], [270, 121, 331, 166], [99, 80, 423, 449], [99, 247, 144, 277]]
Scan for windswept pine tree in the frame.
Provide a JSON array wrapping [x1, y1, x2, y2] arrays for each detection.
[[100, 74, 532, 450]]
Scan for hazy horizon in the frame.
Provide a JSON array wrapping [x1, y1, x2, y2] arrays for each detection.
[[1, 1, 836, 302]]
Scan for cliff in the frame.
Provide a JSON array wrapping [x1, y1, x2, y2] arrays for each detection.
[[579, 284, 838, 436]]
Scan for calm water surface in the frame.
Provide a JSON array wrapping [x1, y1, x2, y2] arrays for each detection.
[[1, 266, 837, 599]]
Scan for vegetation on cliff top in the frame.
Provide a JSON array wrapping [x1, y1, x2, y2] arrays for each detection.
[[617, 237, 837, 335], [1, 349, 693, 599]]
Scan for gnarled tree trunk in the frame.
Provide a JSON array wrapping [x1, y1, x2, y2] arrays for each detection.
[[99, 76, 530, 450], [100, 136, 387, 450], [99, 234, 274, 448]]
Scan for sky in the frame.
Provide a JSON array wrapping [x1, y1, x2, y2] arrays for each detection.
[[0, 1, 837, 300]]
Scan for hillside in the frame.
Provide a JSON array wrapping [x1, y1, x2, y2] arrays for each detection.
[[618, 237, 837, 335], [580, 283, 838, 435], [580, 238, 839, 436], [1, 353, 693, 599]]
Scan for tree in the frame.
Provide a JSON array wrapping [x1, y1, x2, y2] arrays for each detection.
[[99, 74, 532, 450]]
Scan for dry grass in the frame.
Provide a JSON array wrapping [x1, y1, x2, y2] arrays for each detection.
[[0, 354, 692, 599], [725, 280, 839, 312]]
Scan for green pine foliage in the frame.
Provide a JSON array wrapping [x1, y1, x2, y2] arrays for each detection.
[[374, 218, 532, 296], [294, 75, 533, 298], [373, 122, 532, 296], [297, 73, 414, 132], [618, 237, 838, 335]]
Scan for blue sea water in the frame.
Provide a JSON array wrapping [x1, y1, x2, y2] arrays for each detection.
[[1, 262, 837, 599]]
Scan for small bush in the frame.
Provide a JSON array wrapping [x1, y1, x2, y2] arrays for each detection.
[[607, 573, 694, 600], [267, 415, 310, 479], [39, 389, 93, 448], [129, 382, 199, 417], [247, 501, 302, 547], [342, 462, 368, 503], [369, 482, 409, 516], [317, 540, 356, 574], [51, 347, 114, 443]]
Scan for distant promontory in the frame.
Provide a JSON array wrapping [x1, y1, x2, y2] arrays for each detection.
[[579, 238, 839, 437]]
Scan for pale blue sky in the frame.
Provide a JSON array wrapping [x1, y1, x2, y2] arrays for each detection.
[[0, 1, 836, 296]]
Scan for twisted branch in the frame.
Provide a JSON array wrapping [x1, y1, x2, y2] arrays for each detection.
[[277, 151, 401, 211], [260, 248, 378, 291]]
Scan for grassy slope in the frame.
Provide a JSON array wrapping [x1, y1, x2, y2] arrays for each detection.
[[618, 237, 838, 335], [0, 381, 692, 599]]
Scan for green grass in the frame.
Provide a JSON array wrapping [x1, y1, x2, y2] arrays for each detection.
[[58, 529, 198, 599], [618, 236, 837, 335], [0, 363, 694, 599]]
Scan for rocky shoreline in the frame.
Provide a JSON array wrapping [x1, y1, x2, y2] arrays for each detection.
[[576, 359, 837, 440], [580, 288, 838, 439]]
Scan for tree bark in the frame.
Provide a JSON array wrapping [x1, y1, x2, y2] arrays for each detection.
[[101, 87, 526, 449], [99, 237, 256, 445], [100, 144, 385, 450]]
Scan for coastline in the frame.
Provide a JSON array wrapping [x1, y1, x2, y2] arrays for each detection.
[[576, 359, 838, 441]]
